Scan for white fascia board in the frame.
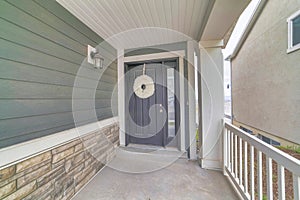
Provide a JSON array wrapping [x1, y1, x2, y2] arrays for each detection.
[[199, 40, 224, 48], [225, 0, 267, 61]]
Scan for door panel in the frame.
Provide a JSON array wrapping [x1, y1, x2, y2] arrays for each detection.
[[125, 60, 178, 147]]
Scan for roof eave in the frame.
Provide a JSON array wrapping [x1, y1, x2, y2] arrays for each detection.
[[226, 0, 267, 61]]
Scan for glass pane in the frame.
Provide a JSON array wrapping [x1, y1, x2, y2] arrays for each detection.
[[167, 68, 175, 137], [292, 15, 300, 46]]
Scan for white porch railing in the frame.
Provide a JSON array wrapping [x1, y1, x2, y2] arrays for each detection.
[[223, 122, 300, 200]]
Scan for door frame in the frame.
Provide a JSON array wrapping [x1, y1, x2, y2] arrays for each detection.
[[124, 59, 180, 147], [118, 50, 186, 151]]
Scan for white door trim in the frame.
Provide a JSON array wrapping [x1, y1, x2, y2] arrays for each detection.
[[123, 51, 185, 63], [118, 50, 186, 151], [117, 49, 126, 146]]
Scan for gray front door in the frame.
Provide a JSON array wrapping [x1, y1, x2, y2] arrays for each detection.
[[125, 60, 179, 147]]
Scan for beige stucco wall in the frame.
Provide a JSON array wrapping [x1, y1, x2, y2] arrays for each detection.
[[231, 0, 300, 144]]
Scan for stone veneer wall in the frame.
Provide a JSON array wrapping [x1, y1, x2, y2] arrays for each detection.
[[0, 122, 119, 200]]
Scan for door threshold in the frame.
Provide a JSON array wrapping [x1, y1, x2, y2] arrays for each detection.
[[126, 143, 180, 152], [120, 144, 188, 159]]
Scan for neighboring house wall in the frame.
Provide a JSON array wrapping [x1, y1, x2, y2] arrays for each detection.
[[0, 0, 117, 148], [231, 0, 300, 144]]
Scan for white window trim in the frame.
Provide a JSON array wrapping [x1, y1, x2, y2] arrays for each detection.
[[287, 9, 300, 53]]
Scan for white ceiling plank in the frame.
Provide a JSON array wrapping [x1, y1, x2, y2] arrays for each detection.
[[158, 0, 168, 28], [73, 0, 112, 38], [148, 0, 164, 42], [91, 1, 123, 33], [154, 0, 165, 43], [132, 0, 148, 27], [101, 1, 125, 32], [170, 0, 179, 33], [161, 0, 171, 42], [190, 0, 204, 39], [114, 0, 141, 48], [138, 0, 155, 27], [119, 0, 139, 28], [109, 0, 138, 46], [163, 0, 172, 29], [184, 0, 195, 38], [57, 0, 249, 49], [147, 0, 160, 27], [110, 0, 133, 29], [178, 0, 187, 36], [123, 0, 142, 28]]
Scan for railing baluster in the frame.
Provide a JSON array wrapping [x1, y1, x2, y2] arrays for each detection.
[[278, 164, 285, 200], [235, 135, 238, 179], [266, 156, 273, 200], [294, 174, 300, 200], [223, 127, 228, 174], [250, 146, 255, 200], [244, 141, 248, 194], [257, 151, 263, 200], [224, 122, 300, 200], [228, 130, 231, 171], [239, 137, 243, 186], [231, 131, 234, 172]]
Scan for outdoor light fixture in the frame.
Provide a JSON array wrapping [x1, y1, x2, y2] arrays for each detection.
[[87, 45, 104, 69], [90, 50, 104, 69]]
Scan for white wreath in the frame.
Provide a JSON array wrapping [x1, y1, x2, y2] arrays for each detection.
[[133, 75, 155, 99]]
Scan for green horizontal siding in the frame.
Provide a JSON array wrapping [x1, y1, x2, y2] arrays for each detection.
[[0, 107, 112, 140], [0, 99, 112, 120], [0, 0, 117, 148]]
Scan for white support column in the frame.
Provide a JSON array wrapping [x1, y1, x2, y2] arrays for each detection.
[[117, 49, 126, 146], [187, 40, 197, 160], [199, 40, 224, 169], [179, 56, 186, 152]]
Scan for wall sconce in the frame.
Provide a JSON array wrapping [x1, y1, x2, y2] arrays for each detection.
[[87, 45, 104, 69]]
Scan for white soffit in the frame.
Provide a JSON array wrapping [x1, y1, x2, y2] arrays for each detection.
[[201, 0, 251, 41], [57, 0, 249, 49], [57, 0, 212, 49]]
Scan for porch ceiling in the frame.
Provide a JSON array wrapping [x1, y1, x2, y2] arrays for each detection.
[[57, 0, 249, 49]]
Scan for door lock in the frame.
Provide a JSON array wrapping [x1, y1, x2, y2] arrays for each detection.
[[159, 104, 163, 112]]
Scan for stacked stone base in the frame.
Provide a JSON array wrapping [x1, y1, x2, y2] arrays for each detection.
[[0, 122, 119, 200]]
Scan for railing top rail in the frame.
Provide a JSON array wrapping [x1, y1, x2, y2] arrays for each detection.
[[225, 122, 300, 175]]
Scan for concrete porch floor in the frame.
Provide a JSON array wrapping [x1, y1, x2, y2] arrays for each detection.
[[72, 147, 238, 200]]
